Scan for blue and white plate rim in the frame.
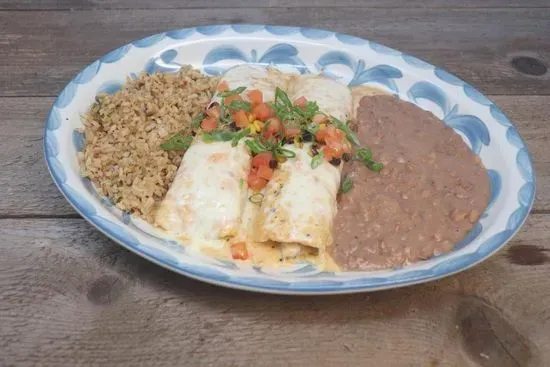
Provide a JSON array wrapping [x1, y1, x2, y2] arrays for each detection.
[[43, 24, 536, 295]]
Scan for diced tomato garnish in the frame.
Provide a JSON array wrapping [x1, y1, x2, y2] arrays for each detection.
[[224, 94, 243, 105], [233, 110, 249, 128], [262, 117, 282, 140], [252, 103, 273, 121], [257, 165, 274, 180], [293, 96, 307, 108], [323, 146, 341, 161], [206, 105, 220, 120], [315, 128, 329, 143], [201, 117, 218, 132], [247, 89, 263, 106], [231, 242, 249, 260], [251, 151, 273, 168], [247, 172, 268, 191], [216, 80, 229, 92], [331, 128, 345, 141], [284, 127, 301, 138]]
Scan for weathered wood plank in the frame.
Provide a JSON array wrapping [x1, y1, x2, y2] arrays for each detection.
[[1, 95, 547, 217], [1, 215, 549, 366], [2, 0, 549, 10], [1, 8, 549, 97]]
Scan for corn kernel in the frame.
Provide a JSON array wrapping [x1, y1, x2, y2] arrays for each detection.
[[319, 123, 327, 130]]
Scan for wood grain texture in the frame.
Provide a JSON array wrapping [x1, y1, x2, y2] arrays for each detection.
[[1, 215, 549, 366], [1, 8, 549, 97], [2, 0, 550, 9], [1, 95, 548, 217]]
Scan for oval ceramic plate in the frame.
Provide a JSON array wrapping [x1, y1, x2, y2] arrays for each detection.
[[44, 25, 535, 295]]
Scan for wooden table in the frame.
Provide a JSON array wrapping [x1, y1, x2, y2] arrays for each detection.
[[1, 1, 549, 366]]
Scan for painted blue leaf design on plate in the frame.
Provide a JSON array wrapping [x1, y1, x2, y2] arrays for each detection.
[[64, 185, 97, 217], [335, 33, 368, 45], [490, 104, 512, 127], [506, 207, 527, 231], [132, 33, 165, 48], [184, 265, 230, 281], [407, 81, 451, 116], [94, 216, 141, 247], [506, 127, 524, 148], [265, 25, 298, 35], [444, 113, 490, 154], [144, 51, 181, 74], [46, 108, 62, 130], [432, 254, 477, 274], [478, 230, 513, 257], [350, 64, 403, 91], [45, 133, 58, 157], [281, 263, 318, 275], [203, 46, 249, 65], [55, 81, 78, 109], [74, 60, 100, 84], [196, 25, 228, 36], [101, 44, 131, 63], [234, 277, 290, 287], [464, 84, 492, 106], [98, 81, 123, 95], [518, 182, 535, 207], [160, 49, 178, 64], [166, 28, 194, 40], [300, 28, 333, 40], [454, 223, 482, 251], [434, 67, 464, 86], [48, 157, 67, 183], [369, 42, 401, 56], [231, 24, 264, 34], [258, 44, 307, 72], [517, 148, 533, 182], [72, 130, 85, 152], [316, 51, 356, 71], [487, 169, 501, 211], [402, 54, 433, 69]]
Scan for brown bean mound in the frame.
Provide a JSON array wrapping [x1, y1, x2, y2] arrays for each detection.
[[78, 66, 219, 220]]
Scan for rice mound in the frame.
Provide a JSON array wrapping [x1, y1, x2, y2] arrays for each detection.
[[78, 66, 219, 221]]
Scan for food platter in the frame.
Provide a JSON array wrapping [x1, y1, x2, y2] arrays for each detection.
[[44, 25, 535, 294]]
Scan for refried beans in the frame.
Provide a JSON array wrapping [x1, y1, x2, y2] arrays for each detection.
[[331, 94, 490, 270]]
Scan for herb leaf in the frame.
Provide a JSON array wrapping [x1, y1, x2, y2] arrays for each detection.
[[275, 87, 292, 107], [356, 148, 373, 162], [340, 176, 354, 194], [311, 151, 324, 169], [160, 134, 193, 151], [228, 100, 252, 112], [331, 117, 360, 146], [191, 112, 205, 129], [218, 86, 246, 98], [275, 147, 296, 159], [231, 128, 250, 147], [201, 130, 237, 143], [367, 161, 384, 172], [245, 139, 267, 154], [355, 147, 384, 172]]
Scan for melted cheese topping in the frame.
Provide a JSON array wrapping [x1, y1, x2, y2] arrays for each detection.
[[210, 64, 291, 107], [290, 75, 352, 121], [155, 140, 250, 250], [254, 144, 342, 250]]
